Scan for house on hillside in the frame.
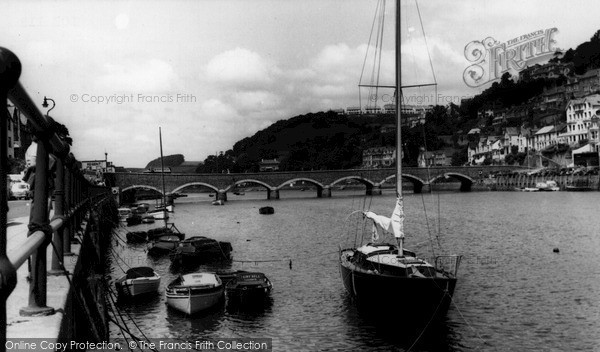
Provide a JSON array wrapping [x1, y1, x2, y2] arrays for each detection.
[[559, 94, 600, 146], [362, 147, 396, 168], [469, 135, 505, 164], [417, 147, 454, 167], [532, 125, 565, 152], [502, 127, 520, 155], [346, 106, 362, 115], [259, 159, 280, 172]]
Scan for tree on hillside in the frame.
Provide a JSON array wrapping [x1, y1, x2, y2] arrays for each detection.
[[195, 151, 236, 173], [573, 30, 600, 74], [146, 154, 185, 168]]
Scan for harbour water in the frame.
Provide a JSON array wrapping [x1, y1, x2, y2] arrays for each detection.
[[110, 190, 600, 351]]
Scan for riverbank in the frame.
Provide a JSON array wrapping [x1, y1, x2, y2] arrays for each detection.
[[485, 174, 599, 191]]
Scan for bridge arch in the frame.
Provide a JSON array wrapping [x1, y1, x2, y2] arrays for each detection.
[[429, 173, 474, 192], [171, 182, 219, 194], [329, 176, 376, 188], [121, 185, 164, 195], [380, 174, 428, 193], [275, 178, 325, 190], [223, 179, 272, 192]]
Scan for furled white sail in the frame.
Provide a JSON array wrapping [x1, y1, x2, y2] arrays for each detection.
[[363, 197, 405, 239]]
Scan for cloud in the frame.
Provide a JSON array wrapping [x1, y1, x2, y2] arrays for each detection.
[[96, 59, 178, 92], [205, 47, 280, 89]]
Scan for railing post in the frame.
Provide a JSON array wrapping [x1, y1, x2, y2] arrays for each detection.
[[20, 138, 54, 316], [63, 168, 73, 256], [0, 47, 20, 351], [49, 158, 64, 275], [75, 176, 81, 229]]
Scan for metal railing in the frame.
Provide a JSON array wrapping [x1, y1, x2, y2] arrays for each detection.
[[0, 47, 111, 349]]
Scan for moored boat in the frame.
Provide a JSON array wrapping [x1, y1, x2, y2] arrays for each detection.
[[340, 242, 461, 319], [118, 207, 132, 222], [537, 180, 560, 191], [147, 224, 186, 256], [126, 214, 143, 226], [148, 235, 182, 256], [166, 273, 224, 315], [216, 269, 247, 286], [126, 231, 148, 243], [225, 271, 272, 304], [147, 209, 169, 220], [339, 0, 462, 323], [170, 236, 233, 266], [154, 204, 174, 213], [147, 225, 185, 241], [142, 215, 155, 224], [259, 206, 274, 215], [115, 267, 161, 297]]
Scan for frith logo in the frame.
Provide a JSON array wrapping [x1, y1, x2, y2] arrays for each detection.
[[463, 28, 559, 88]]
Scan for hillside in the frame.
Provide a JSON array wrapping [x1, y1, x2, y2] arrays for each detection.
[[195, 110, 449, 173], [194, 30, 600, 172], [145, 154, 185, 169]]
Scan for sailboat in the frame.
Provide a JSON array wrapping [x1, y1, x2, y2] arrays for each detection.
[[147, 127, 185, 256], [339, 0, 462, 321]]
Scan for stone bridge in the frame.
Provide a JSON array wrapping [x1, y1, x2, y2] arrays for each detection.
[[105, 166, 522, 202]]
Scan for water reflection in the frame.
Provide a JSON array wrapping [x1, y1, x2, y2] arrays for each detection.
[[108, 192, 600, 350], [340, 292, 459, 352], [165, 300, 225, 338]]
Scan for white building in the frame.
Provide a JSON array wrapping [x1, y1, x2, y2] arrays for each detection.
[[362, 147, 396, 168], [532, 125, 565, 151], [469, 136, 505, 164], [559, 94, 600, 146], [502, 127, 520, 155]]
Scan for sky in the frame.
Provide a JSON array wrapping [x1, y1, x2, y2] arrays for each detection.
[[1, 0, 600, 167]]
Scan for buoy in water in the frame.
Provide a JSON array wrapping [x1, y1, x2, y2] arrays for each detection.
[[259, 206, 274, 215], [553, 248, 560, 253]]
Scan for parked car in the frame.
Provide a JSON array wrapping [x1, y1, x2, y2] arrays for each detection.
[[10, 182, 30, 200]]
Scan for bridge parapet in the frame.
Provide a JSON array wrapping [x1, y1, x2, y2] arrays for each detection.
[[108, 165, 525, 200]]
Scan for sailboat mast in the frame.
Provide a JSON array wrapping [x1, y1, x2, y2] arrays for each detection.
[[159, 127, 167, 227], [395, 0, 404, 256], [395, 0, 402, 197]]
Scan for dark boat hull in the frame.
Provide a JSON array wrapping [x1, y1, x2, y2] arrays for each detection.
[[339, 261, 457, 320], [170, 240, 232, 266], [259, 206, 274, 215]]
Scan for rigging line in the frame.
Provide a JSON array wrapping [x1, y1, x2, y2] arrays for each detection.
[[369, 5, 382, 89], [420, 108, 442, 251], [106, 285, 142, 351], [107, 317, 135, 352], [369, 2, 385, 107], [359, 0, 383, 111], [449, 297, 494, 350], [106, 284, 161, 351], [359, 0, 382, 86], [406, 294, 446, 352], [109, 247, 133, 274], [233, 249, 340, 264], [414, 0, 437, 84], [419, 117, 438, 256], [374, 0, 387, 105], [405, 7, 420, 91], [106, 317, 138, 352], [419, 192, 436, 258]]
